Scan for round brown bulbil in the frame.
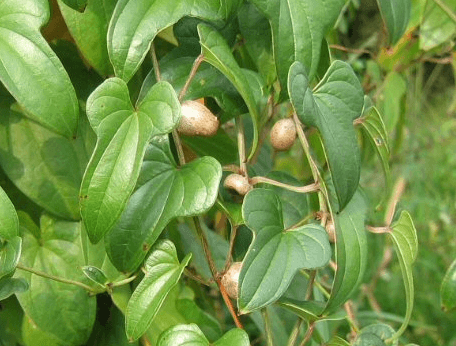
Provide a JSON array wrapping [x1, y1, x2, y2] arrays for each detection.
[[223, 174, 252, 196], [177, 100, 219, 137], [270, 118, 297, 151], [221, 262, 242, 299]]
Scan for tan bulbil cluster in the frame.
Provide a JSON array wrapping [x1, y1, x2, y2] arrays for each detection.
[[221, 262, 242, 299], [223, 174, 252, 196]]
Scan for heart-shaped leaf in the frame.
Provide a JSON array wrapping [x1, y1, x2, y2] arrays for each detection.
[[238, 188, 331, 313], [288, 60, 364, 211], [126, 240, 191, 341], [323, 190, 368, 314], [107, 0, 242, 81], [441, 258, 456, 312], [251, 0, 345, 94], [387, 211, 418, 341], [0, 105, 95, 220], [105, 136, 221, 272], [376, 0, 411, 45], [198, 24, 263, 160], [57, 0, 117, 76], [80, 78, 180, 244], [358, 100, 391, 198], [14, 214, 96, 345], [0, 0, 79, 137], [353, 323, 398, 346], [157, 324, 249, 346], [0, 277, 28, 301]]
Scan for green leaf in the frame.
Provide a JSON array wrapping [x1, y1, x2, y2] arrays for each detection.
[[0, 236, 21, 280], [0, 277, 28, 301], [359, 101, 391, 196], [0, 106, 95, 220], [289, 61, 364, 211], [379, 72, 406, 133], [0, 296, 24, 345], [420, 0, 456, 50], [157, 324, 249, 346], [80, 78, 180, 243], [376, 0, 411, 45], [238, 189, 331, 313], [22, 316, 63, 346], [82, 266, 109, 287], [323, 190, 368, 314], [0, 0, 79, 137], [238, 2, 276, 85], [107, 0, 242, 81], [105, 136, 221, 273], [441, 258, 456, 312], [387, 211, 418, 341], [176, 299, 223, 342], [57, 0, 117, 76], [0, 187, 18, 241], [198, 24, 262, 160], [353, 323, 398, 346], [126, 240, 191, 341], [60, 0, 87, 11], [14, 214, 96, 345], [251, 0, 345, 93]]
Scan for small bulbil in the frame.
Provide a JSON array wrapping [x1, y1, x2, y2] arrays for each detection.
[[223, 174, 252, 196], [177, 100, 219, 136], [221, 262, 242, 299], [270, 118, 297, 151]]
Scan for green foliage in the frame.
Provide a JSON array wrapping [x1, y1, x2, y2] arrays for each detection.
[[2, 0, 455, 345]]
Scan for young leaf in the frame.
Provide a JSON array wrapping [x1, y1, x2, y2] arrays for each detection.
[[358, 101, 391, 196], [82, 266, 109, 287], [0, 237, 21, 280], [0, 106, 95, 220], [238, 189, 331, 314], [157, 324, 249, 346], [0, 277, 28, 301], [198, 24, 262, 160], [126, 240, 191, 341], [277, 299, 346, 322], [353, 323, 398, 346], [387, 211, 418, 341], [327, 335, 350, 346], [15, 214, 96, 345], [80, 78, 180, 244], [324, 190, 368, 314], [376, 0, 411, 45], [57, 0, 117, 76], [441, 258, 456, 312], [107, 0, 242, 81], [105, 136, 221, 273], [251, 0, 345, 93], [0, 187, 19, 240], [0, 0, 79, 137], [288, 60, 364, 211]]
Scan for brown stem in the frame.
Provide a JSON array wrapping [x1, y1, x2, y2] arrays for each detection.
[[305, 270, 317, 300], [150, 42, 161, 82], [179, 54, 204, 102], [236, 117, 248, 176], [366, 225, 391, 234], [172, 130, 186, 166], [222, 164, 242, 174], [385, 177, 406, 226], [193, 216, 243, 328], [298, 322, 315, 346], [183, 268, 213, 287], [329, 44, 374, 58], [344, 301, 360, 335]]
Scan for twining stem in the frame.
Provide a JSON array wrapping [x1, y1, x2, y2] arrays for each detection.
[[432, 0, 456, 24], [298, 322, 315, 346], [262, 308, 274, 346], [172, 131, 186, 166], [250, 176, 319, 194], [16, 263, 96, 293], [224, 224, 238, 271], [385, 177, 406, 226], [178, 54, 205, 102], [193, 216, 244, 328], [236, 117, 248, 176], [150, 42, 161, 82], [110, 274, 138, 288], [344, 301, 360, 335], [300, 269, 330, 299], [183, 268, 213, 287], [366, 225, 391, 234]]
